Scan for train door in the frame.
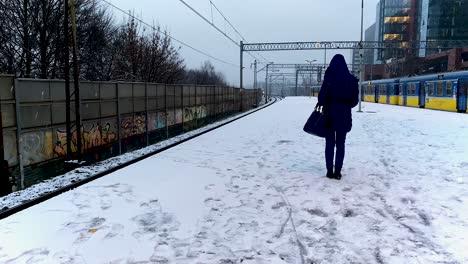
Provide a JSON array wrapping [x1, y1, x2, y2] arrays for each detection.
[[375, 85, 379, 103], [402, 84, 407, 106], [419, 82, 426, 108], [386, 84, 391, 104], [457, 78, 468, 113], [393, 83, 399, 105]]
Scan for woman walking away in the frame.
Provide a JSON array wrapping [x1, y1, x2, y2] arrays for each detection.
[[317, 54, 359, 180]]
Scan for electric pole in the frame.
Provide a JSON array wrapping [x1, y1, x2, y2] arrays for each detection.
[[265, 63, 270, 103], [70, 0, 82, 157], [64, 0, 72, 158], [358, 0, 364, 112]]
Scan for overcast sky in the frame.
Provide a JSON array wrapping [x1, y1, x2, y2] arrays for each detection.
[[107, 0, 380, 87]]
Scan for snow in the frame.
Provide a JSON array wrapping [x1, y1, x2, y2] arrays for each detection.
[[1, 97, 467, 263]]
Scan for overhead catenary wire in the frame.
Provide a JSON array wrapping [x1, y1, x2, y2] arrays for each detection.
[[178, 0, 239, 47], [101, 0, 239, 67], [209, 0, 269, 63], [179, 0, 268, 64]]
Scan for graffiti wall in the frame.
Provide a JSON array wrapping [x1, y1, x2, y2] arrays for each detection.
[[120, 114, 146, 138], [148, 112, 166, 131], [184, 106, 207, 122], [54, 121, 117, 157], [167, 111, 175, 126], [5, 78, 260, 188], [175, 109, 183, 124], [20, 130, 54, 166]]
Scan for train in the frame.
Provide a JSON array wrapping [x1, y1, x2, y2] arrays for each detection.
[[311, 70, 468, 113]]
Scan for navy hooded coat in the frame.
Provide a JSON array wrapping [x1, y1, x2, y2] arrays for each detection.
[[317, 55, 359, 133]]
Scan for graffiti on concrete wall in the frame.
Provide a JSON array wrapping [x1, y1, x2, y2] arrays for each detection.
[[148, 112, 166, 131], [54, 122, 117, 157], [120, 114, 146, 138], [20, 130, 54, 166], [184, 106, 207, 122], [3, 131, 18, 166], [175, 109, 183, 124], [157, 112, 166, 129], [167, 111, 175, 126]]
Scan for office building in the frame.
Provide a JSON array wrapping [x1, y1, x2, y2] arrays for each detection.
[[419, 0, 468, 56], [376, 0, 420, 62]]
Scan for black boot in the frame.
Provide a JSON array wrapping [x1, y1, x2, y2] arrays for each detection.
[[333, 170, 342, 180], [326, 170, 334, 179]]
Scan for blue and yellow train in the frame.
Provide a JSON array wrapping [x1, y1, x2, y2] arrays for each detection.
[[312, 71, 468, 113], [363, 71, 468, 113]]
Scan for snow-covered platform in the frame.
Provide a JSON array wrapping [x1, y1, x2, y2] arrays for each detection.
[[1, 97, 467, 263]]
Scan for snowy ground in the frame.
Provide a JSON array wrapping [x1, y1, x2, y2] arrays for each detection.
[[0, 97, 467, 264]]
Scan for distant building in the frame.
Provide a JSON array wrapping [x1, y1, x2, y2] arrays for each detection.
[[370, 0, 468, 76], [419, 0, 468, 56], [365, 23, 376, 65], [376, 0, 420, 62]]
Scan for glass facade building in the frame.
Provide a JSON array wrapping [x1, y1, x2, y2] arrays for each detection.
[[420, 0, 468, 56], [377, 0, 419, 61]]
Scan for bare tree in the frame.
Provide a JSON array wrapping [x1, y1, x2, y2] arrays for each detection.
[[181, 61, 227, 86], [110, 16, 185, 83], [0, 1, 187, 83]]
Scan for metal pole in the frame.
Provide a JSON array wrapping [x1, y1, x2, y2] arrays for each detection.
[[240, 41, 243, 89], [358, 0, 364, 112], [64, 0, 72, 158], [282, 76, 285, 97], [265, 64, 269, 103], [13, 78, 24, 190], [253, 60, 257, 89], [70, 0, 82, 157], [295, 70, 299, 96], [309, 64, 312, 89], [324, 45, 327, 69], [253, 60, 258, 106], [116, 83, 121, 155]]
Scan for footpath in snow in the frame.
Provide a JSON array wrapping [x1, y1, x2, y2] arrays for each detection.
[[0, 97, 467, 264]]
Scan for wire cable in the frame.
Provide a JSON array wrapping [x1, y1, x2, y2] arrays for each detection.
[[178, 0, 239, 47], [179, 0, 269, 64], [101, 0, 239, 67], [209, 0, 269, 62]]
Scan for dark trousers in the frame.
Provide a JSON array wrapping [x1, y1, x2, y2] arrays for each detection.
[[325, 131, 347, 173]]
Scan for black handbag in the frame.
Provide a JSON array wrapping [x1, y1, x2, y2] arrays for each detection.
[[303, 103, 329, 138]]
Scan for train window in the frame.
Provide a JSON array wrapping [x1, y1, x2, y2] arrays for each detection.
[[446, 81, 452, 96], [428, 83, 434, 96], [412, 84, 417, 95], [380, 85, 386, 94], [410, 84, 413, 95], [436, 82, 444, 96]]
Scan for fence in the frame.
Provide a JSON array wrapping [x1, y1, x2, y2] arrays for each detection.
[[0, 75, 261, 190]]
